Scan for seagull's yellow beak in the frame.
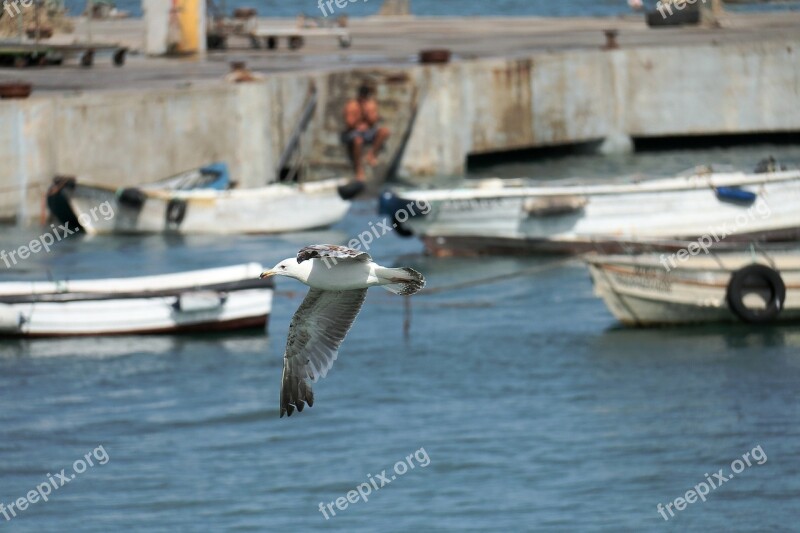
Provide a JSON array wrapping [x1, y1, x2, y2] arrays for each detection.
[[260, 270, 276, 279]]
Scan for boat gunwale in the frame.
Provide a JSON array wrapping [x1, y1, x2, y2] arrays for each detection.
[[66, 177, 350, 201], [583, 252, 800, 273], [389, 170, 800, 202], [6, 315, 270, 338], [0, 278, 273, 304]]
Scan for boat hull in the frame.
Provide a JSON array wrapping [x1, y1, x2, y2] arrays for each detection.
[[422, 227, 800, 257], [51, 178, 350, 235], [585, 252, 800, 326], [0, 264, 273, 337], [383, 170, 800, 256]]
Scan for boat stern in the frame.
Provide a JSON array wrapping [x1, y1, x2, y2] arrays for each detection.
[[378, 189, 429, 237], [46, 176, 81, 229]]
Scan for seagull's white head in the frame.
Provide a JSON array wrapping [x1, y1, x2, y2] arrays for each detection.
[[261, 258, 307, 282]]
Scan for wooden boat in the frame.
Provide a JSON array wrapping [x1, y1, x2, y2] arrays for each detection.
[[0, 263, 273, 337], [585, 249, 800, 326], [379, 164, 800, 257], [48, 170, 351, 235]]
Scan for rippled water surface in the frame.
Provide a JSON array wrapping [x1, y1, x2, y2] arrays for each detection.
[[1, 144, 800, 531]]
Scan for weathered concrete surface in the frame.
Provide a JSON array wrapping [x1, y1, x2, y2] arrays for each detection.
[[1, 13, 799, 221], [0, 80, 294, 222], [400, 38, 800, 177], [13, 12, 800, 93]]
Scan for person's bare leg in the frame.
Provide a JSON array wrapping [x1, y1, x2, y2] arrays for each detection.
[[365, 127, 390, 166], [351, 136, 366, 181]]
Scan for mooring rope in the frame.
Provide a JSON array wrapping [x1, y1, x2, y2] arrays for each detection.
[[267, 257, 579, 338], [415, 257, 577, 296], [271, 257, 577, 300]]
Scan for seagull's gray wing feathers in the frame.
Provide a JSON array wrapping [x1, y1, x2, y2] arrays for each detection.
[[280, 288, 368, 417], [297, 245, 372, 264]]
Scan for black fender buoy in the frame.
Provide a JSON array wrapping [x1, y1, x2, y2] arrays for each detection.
[[337, 181, 366, 201], [726, 264, 786, 324], [391, 213, 414, 238], [166, 198, 187, 226], [118, 188, 147, 209]]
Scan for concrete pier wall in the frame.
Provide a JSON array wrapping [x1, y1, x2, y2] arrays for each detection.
[[0, 78, 313, 222], [401, 39, 799, 177], [1, 38, 798, 221]]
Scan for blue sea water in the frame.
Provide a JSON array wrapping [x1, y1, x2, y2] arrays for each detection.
[[62, 0, 800, 18], [1, 143, 800, 531]]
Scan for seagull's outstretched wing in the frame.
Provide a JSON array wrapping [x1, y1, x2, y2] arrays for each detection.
[[280, 288, 368, 417], [297, 245, 372, 264]]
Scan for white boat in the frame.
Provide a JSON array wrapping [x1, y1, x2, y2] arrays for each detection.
[[379, 164, 800, 256], [47, 163, 231, 228], [585, 249, 800, 326], [49, 174, 351, 235], [0, 263, 273, 337]]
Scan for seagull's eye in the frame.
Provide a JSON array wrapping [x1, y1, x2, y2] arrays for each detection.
[[281, 265, 286, 270]]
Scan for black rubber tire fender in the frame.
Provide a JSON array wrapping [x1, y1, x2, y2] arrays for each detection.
[[166, 198, 188, 227], [726, 264, 786, 324], [118, 188, 147, 209]]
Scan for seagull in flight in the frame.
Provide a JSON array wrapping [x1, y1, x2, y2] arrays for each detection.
[[260, 245, 425, 417]]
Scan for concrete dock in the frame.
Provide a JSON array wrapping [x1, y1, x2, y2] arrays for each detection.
[[1, 12, 799, 221], [8, 13, 800, 92]]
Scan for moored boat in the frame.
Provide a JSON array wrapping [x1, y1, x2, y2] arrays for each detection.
[[47, 162, 231, 229], [379, 163, 800, 257], [48, 170, 351, 235], [0, 263, 273, 337], [585, 249, 800, 326]]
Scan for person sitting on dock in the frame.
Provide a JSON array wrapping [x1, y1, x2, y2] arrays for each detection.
[[342, 84, 390, 182]]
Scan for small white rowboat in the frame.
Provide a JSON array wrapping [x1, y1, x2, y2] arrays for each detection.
[[585, 250, 800, 326], [49, 176, 351, 235], [0, 263, 273, 337]]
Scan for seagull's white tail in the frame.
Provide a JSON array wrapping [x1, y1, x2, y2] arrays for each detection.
[[377, 267, 426, 296]]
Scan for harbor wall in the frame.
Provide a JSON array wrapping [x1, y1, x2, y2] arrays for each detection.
[[0, 38, 798, 222], [401, 38, 799, 176], [0, 79, 310, 222]]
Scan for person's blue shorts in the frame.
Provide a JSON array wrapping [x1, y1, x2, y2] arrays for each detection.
[[342, 127, 379, 145]]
